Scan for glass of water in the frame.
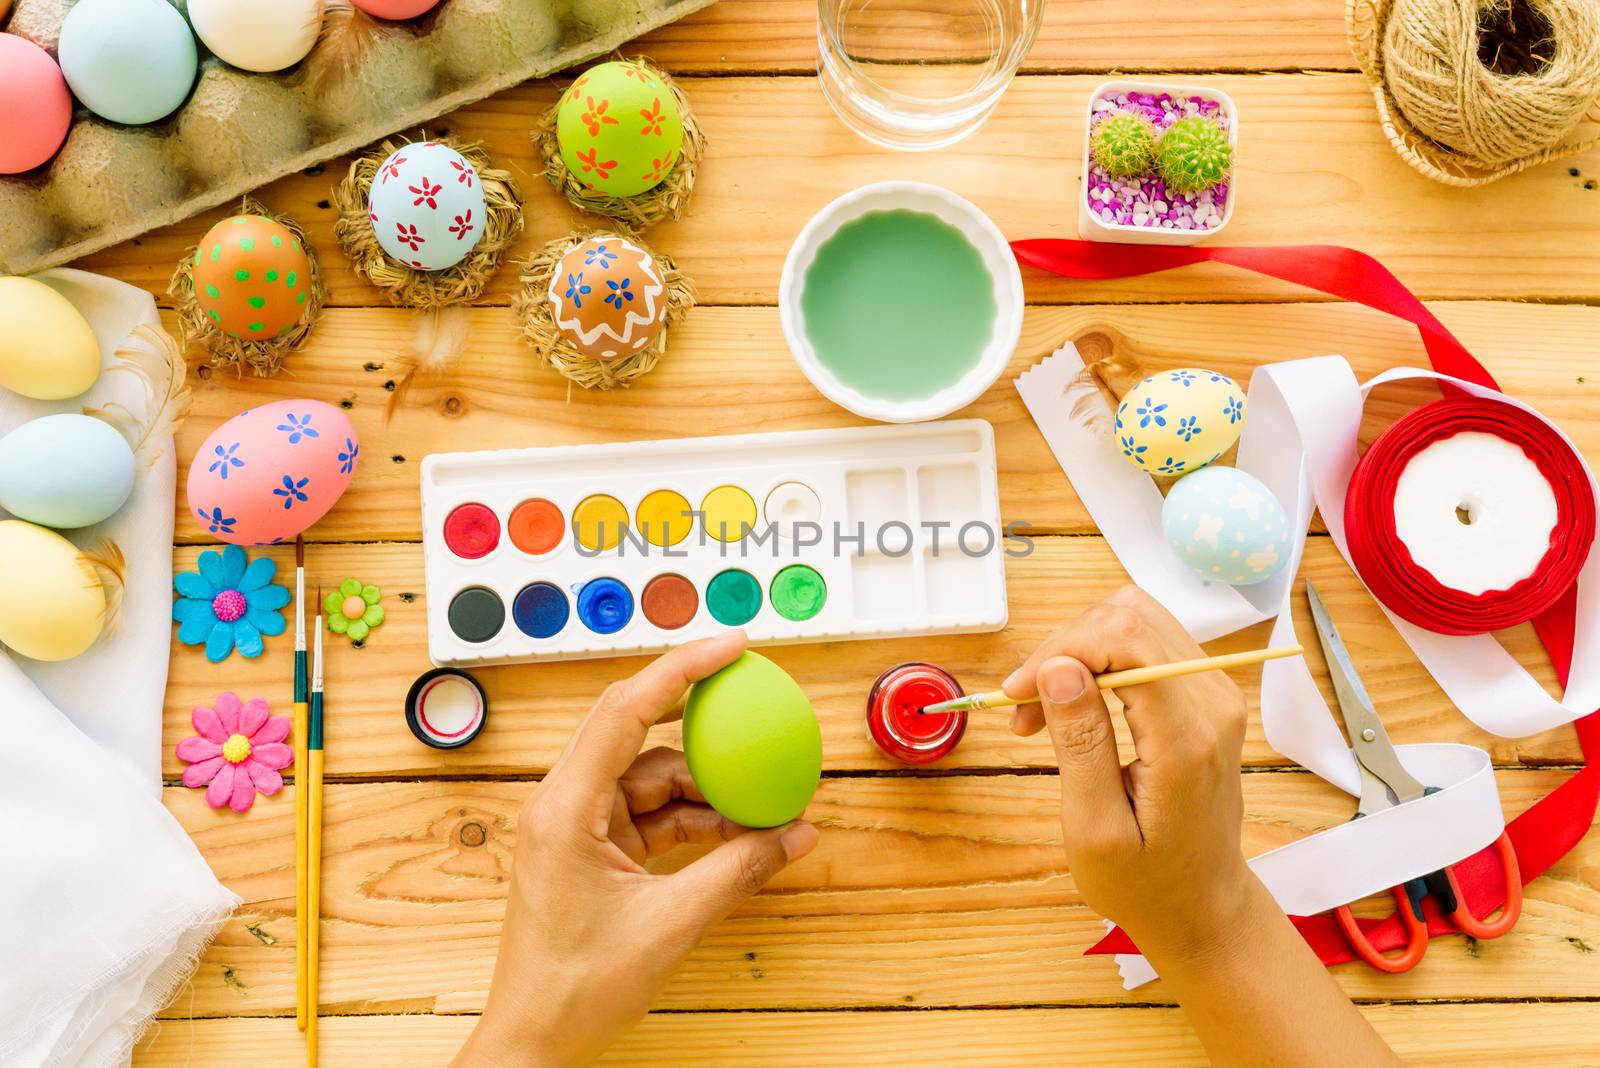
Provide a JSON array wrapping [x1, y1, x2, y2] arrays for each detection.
[[817, 0, 1044, 151]]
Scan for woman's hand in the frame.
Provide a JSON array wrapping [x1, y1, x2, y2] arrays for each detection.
[[454, 632, 819, 1068], [1002, 584, 1253, 961], [1006, 586, 1400, 1067]]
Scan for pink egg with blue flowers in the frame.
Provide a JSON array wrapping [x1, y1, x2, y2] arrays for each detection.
[[187, 399, 360, 546]]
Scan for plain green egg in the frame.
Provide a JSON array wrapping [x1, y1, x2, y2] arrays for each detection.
[[683, 652, 822, 829]]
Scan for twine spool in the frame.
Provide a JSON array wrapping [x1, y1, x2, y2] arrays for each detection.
[[1350, 0, 1600, 185]]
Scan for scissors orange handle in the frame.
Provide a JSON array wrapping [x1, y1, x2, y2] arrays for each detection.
[[1444, 831, 1522, 939], [1334, 885, 1429, 973]]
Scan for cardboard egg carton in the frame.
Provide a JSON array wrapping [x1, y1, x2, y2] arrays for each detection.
[[0, 0, 717, 275]]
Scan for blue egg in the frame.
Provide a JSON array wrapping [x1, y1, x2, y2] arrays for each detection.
[[1161, 466, 1292, 586], [0, 414, 136, 529], [58, 0, 198, 126]]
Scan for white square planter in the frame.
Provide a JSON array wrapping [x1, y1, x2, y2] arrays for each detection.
[[1079, 79, 1239, 246]]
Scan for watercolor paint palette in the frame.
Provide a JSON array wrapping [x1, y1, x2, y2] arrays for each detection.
[[420, 420, 1009, 667]]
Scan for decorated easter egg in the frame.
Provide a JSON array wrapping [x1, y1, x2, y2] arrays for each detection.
[[0, 520, 107, 661], [0, 277, 101, 401], [0, 34, 73, 174], [368, 141, 487, 272], [188, 0, 320, 73], [556, 60, 684, 198], [1114, 368, 1246, 476], [0, 415, 136, 529], [683, 652, 823, 828], [352, 0, 443, 17], [546, 236, 668, 359], [192, 215, 314, 341], [1162, 466, 1292, 586], [186, 399, 360, 546], [57, 0, 198, 126]]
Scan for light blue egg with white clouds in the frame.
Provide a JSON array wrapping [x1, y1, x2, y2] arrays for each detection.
[[58, 0, 198, 126], [1162, 466, 1291, 586], [0, 414, 137, 529]]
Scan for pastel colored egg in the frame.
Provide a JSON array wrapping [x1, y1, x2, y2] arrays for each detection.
[[186, 399, 360, 546], [0, 415, 136, 529], [546, 236, 668, 359], [0, 519, 106, 661], [683, 652, 823, 828], [1162, 466, 1292, 586], [0, 34, 73, 174], [0, 276, 102, 401], [1114, 367, 1246, 476], [351, 0, 442, 17], [192, 215, 313, 341], [556, 60, 684, 197], [188, 0, 321, 73], [57, 0, 198, 126], [368, 141, 487, 272]]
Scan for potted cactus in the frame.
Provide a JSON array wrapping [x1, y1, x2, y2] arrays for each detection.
[[1079, 80, 1238, 246]]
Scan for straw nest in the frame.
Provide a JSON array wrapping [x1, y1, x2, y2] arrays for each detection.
[[512, 227, 697, 392], [534, 56, 705, 230], [1349, 0, 1600, 185], [331, 134, 524, 307], [169, 198, 326, 377]]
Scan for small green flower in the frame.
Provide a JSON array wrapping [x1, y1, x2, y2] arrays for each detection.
[[325, 577, 385, 643]]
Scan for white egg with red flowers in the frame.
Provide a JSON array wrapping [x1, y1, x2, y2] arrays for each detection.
[[368, 142, 487, 272]]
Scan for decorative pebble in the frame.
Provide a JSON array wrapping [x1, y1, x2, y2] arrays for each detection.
[[1084, 90, 1232, 232]]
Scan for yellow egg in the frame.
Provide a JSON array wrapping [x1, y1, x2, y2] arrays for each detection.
[[0, 520, 106, 661], [1113, 368, 1246, 476], [0, 277, 101, 400]]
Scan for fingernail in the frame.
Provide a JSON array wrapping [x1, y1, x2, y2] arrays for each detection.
[[1040, 659, 1085, 704], [780, 820, 819, 860]]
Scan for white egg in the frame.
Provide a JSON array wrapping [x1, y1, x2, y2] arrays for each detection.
[[1161, 466, 1292, 586], [0, 415, 136, 529], [367, 142, 488, 272], [188, 0, 321, 73]]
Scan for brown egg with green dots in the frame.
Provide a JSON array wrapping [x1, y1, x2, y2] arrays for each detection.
[[192, 214, 312, 340]]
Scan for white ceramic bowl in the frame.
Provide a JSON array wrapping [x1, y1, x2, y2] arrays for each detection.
[[779, 181, 1024, 424], [1079, 79, 1238, 246]]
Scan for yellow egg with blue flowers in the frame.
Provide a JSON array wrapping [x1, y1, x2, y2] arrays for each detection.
[[1114, 368, 1246, 476]]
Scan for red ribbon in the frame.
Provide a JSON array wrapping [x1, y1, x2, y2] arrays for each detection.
[[1007, 239, 1599, 969], [1345, 398, 1596, 636]]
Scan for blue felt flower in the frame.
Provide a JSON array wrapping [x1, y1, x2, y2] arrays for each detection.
[[172, 545, 290, 662]]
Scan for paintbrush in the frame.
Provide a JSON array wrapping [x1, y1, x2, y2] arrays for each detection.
[[915, 645, 1304, 715], [306, 591, 325, 1068], [293, 536, 309, 1031]]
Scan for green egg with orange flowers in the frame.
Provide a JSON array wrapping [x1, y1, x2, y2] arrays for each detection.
[[192, 214, 312, 340], [556, 60, 684, 198]]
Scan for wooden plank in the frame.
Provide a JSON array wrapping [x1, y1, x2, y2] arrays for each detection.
[[637, 0, 1356, 75], [76, 76, 1600, 306], [167, 302, 1600, 544], [163, 536, 1573, 780], [133, 1002, 1600, 1067], [154, 770, 1599, 1018]]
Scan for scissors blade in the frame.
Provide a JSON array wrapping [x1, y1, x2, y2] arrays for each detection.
[[1305, 581, 1427, 807]]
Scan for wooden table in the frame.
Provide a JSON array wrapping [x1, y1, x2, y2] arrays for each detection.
[[105, 2, 1600, 1063]]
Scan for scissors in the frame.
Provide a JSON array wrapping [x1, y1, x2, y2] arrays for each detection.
[[1306, 581, 1523, 973]]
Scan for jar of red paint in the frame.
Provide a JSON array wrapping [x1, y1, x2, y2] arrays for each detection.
[[866, 662, 967, 765]]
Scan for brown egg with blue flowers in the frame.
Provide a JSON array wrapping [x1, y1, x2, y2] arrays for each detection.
[[192, 215, 313, 340], [546, 236, 668, 360]]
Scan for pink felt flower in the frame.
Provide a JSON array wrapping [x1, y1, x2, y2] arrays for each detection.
[[177, 692, 293, 813]]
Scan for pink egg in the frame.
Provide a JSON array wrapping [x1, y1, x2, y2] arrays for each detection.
[[0, 34, 73, 175], [187, 400, 360, 546], [351, 0, 442, 18]]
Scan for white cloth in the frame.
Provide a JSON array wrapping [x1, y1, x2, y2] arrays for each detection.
[[0, 270, 239, 1067]]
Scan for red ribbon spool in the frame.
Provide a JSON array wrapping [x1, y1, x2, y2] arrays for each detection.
[[1344, 397, 1595, 636]]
